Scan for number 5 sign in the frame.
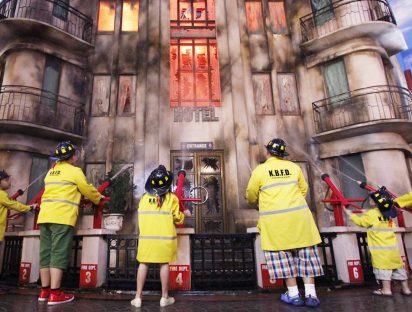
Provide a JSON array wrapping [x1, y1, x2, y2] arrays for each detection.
[[169, 265, 190, 290], [80, 264, 98, 288], [347, 260, 364, 283]]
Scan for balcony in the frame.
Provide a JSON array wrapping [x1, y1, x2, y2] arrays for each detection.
[[312, 85, 412, 142], [300, 0, 406, 55], [0, 85, 85, 140], [0, 0, 93, 52]]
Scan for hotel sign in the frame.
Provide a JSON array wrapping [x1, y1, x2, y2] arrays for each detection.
[[173, 107, 219, 122]]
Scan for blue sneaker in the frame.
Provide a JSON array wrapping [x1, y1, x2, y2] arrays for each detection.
[[280, 292, 304, 306], [305, 295, 320, 308]]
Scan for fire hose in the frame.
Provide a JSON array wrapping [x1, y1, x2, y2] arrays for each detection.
[[321, 173, 410, 227]]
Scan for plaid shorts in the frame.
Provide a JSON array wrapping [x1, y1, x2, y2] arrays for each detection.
[[264, 246, 324, 279], [373, 268, 408, 281]]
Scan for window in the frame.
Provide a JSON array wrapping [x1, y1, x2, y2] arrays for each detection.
[[268, 0, 287, 34], [122, 0, 139, 31], [245, 0, 264, 33], [278, 73, 300, 115], [324, 59, 349, 103], [252, 73, 274, 114], [170, 1, 220, 108], [170, 0, 215, 29], [98, 0, 116, 32], [91, 75, 111, 116], [170, 39, 220, 107], [117, 75, 136, 115], [27, 157, 50, 204], [41, 56, 61, 108], [52, 0, 69, 21], [339, 154, 370, 208], [311, 0, 334, 25]]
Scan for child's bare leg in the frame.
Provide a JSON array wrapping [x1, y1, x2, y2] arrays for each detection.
[[160, 263, 170, 298], [381, 280, 392, 295], [135, 263, 149, 298], [401, 280, 411, 294]]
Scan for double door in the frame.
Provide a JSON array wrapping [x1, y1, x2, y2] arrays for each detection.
[[171, 150, 225, 233]]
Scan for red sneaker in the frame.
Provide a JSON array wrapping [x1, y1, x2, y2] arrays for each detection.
[[47, 291, 74, 305], [38, 288, 50, 302]]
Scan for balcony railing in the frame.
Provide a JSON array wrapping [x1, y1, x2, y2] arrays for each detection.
[[300, 0, 395, 43], [0, 0, 93, 43], [313, 85, 412, 133], [0, 85, 85, 136]]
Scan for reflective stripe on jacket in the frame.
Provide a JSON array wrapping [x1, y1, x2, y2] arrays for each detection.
[[245, 157, 321, 251], [395, 192, 412, 209], [37, 162, 101, 226], [137, 192, 184, 263], [350, 208, 403, 269], [0, 189, 31, 241]]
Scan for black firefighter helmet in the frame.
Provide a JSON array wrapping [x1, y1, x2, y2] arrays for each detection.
[[52, 141, 76, 161], [0, 169, 10, 181], [145, 165, 174, 196], [370, 187, 397, 219], [265, 138, 289, 158]]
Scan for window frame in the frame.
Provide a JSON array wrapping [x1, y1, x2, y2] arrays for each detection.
[[52, 0, 70, 21], [41, 55, 61, 109], [323, 58, 350, 104], [120, 0, 140, 32], [97, 0, 117, 33], [265, 0, 288, 34]]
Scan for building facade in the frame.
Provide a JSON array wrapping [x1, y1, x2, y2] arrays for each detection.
[[0, 0, 411, 237]]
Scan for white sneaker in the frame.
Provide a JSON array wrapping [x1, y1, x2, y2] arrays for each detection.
[[131, 297, 142, 307], [160, 297, 175, 307]]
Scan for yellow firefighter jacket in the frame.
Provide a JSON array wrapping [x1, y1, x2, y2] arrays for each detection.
[[395, 192, 412, 209], [137, 192, 184, 263], [350, 208, 404, 270], [38, 162, 101, 227], [245, 156, 321, 251], [0, 189, 31, 241]]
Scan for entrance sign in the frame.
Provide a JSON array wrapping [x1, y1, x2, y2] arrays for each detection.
[[181, 142, 213, 150]]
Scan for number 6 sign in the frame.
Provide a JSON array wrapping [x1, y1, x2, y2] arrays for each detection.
[[347, 260, 364, 283]]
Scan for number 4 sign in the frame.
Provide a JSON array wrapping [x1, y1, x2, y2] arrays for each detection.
[[169, 265, 190, 290], [347, 260, 364, 283]]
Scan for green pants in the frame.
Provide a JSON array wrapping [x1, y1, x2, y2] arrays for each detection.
[[39, 223, 74, 270]]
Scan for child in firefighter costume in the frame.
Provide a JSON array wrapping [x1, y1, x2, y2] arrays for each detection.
[[37, 141, 103, 305], [246, 138, 323, 307], [0, 170, 35, 294], [131, 165, 190, 308], [345, 189, 412, 296]]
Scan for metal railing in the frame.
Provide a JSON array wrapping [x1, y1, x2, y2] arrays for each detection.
[[356, 233, 375, 282], [0, 85, 86, 136], [61, 235, 83, 288], [0, 236, 23, 285], [317, 233, 338, 286], [191, 234, 256, 290], [106, 235, 161, 290], [300, 0, 395, 43], [0, 0, 93, 43], [313, 85, 412, 133]]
